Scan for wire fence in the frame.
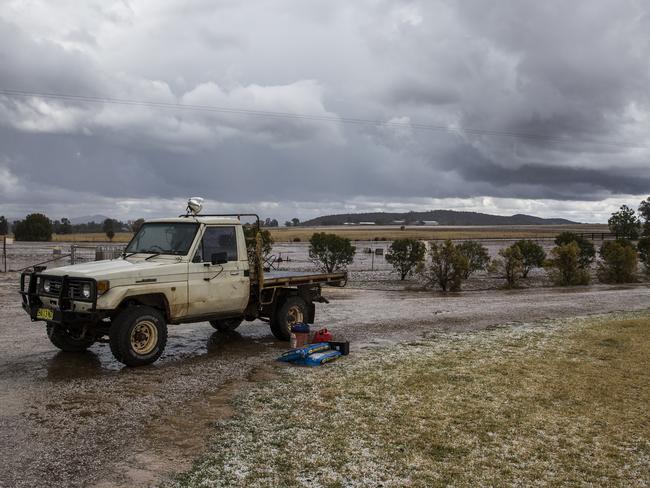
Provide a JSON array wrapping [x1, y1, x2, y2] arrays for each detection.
[[1, 241, 125, 272]]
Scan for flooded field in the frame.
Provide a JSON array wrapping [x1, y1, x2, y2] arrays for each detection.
[[1, 263, 650, 487], [4, 236, 619, 292]]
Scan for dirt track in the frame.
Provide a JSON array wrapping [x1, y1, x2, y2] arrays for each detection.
[[1, 270, 649, 487]]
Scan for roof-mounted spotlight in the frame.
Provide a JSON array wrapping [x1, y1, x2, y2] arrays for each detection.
[[186, 197, 204, 216]]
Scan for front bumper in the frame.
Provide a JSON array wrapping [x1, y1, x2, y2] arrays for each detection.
[[20, 270, 103, 324]]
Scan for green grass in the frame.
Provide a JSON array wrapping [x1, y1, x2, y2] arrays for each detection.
[[170, 312, 650, 487]]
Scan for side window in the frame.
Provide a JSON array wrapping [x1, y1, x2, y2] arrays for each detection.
[[201, 226, 238, 262], [192, 240, 203, 263]]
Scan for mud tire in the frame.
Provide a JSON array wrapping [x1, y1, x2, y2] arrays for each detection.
[[209, 318, 243, 332], [270, 296, 307, 341], [109, 306, 167, 367], [46, 323, 95, 352]]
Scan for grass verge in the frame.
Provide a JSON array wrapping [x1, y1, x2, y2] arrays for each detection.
[[172, 312, 650, 487]]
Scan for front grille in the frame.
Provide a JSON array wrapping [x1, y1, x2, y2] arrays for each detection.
[[41, 277, 93, 301]]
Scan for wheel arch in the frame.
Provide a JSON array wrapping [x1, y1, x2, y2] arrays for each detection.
[[116, 293, 171, 321]]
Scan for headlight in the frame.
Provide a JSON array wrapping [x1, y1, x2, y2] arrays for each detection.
[[96, 280, 110, 295], [43, 279, 51, 293], [82, 284, 91, 298]]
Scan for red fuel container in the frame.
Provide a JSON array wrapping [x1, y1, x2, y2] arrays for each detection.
[[312, 328, 332, 343]]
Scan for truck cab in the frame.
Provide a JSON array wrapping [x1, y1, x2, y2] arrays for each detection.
[[20, 210, 346, 366]]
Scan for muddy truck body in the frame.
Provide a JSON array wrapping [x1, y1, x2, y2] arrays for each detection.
[[20, 213, 345, 366]]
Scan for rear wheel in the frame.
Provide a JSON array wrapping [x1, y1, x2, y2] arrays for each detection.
[[209, 318, 243, 332], [270, 296, 307, 341], [109, 306, 167, 367], [46, 323, 95, 352]]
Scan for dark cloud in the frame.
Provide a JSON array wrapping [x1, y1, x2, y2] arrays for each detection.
[[0, 1, 649, 222], [0, 19, 104, 96], [385, 79, 459, 107], [440, 143, 650, 200]]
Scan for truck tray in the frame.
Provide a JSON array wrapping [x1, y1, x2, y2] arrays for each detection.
[[262, 270, 346, 288]]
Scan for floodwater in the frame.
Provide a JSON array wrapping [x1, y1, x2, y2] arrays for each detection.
[[1, 269, 649, 487]]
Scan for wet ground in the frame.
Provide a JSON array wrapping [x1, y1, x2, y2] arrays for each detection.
[[1, 270, 650, 487]]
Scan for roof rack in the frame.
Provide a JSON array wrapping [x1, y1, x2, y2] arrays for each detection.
[[178, 213, 260, 229]]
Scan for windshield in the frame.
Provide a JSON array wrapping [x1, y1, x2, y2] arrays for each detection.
[[125, 222, 199, 255]]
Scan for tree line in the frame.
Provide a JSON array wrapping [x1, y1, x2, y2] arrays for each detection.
[[3, 215, 147, 241], [301, 197, 650, 290], [1, 213, 294, 241]]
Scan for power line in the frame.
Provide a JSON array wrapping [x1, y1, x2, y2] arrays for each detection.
[[0, 87, 646, 149]]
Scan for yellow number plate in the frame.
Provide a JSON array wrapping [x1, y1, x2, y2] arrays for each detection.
[[36, 308, 54, 320]]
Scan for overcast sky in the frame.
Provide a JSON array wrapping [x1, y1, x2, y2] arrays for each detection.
[[1, 0, 649, 224]]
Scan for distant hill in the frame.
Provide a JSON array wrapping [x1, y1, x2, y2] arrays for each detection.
[[69, 214, 111, 225], [301, 210, 579, 226]]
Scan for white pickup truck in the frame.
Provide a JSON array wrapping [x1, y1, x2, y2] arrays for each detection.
[[20, 210, 346, 366]]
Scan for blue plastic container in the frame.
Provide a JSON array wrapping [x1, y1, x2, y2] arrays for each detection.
[[277, 343, 331, 362], [298, 350, 342, 366], [290, 323, 310, 333]]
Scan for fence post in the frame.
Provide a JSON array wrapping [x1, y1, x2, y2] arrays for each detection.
[[70, 245, 76, 265], [3, 236, 6, 273]]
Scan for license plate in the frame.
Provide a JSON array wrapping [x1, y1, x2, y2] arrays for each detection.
[[36, 308, 54, 320]]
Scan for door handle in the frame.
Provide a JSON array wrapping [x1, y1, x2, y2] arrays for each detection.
[[230, 271, 240, 276]]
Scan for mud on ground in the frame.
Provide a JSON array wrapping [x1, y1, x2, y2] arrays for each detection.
[[1, 269, 649, 487]]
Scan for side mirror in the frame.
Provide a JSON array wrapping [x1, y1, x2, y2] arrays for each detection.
[[211, 252, 228, 265]]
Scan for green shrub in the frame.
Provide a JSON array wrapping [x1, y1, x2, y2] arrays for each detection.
[[13, 213, 53, 241], [608, 204, 641, 240], [513, 240, 546, 278], [244, 227, 274, 257], [555, 232, 595, 269], [457, 240, 490, 279], [309, 233, 355, 273], [545, 242, 590, 286], [491, 245, 524, 288], [639, 197, 650, 237], [597, 240, 638, 283], [638, 237, 650, 274], [103, 218, 118, 241], [386, 239, 426, 280], [421, 240, 468, 292]]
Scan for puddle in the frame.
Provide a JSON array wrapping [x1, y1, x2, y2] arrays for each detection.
[[36, 326, 282, 381], [46, 351, 105, 380]]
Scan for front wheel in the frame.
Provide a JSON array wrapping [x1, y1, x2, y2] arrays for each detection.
[[209, 318, 243, 332], [270, 296, 307, 341], [109, 306, 168, 367], [46, 323, 95, 352]]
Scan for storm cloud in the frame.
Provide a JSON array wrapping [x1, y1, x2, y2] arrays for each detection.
[[0, 0, 649, 222]]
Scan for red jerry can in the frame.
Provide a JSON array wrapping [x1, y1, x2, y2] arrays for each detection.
[[312, 328, 332, 343]]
